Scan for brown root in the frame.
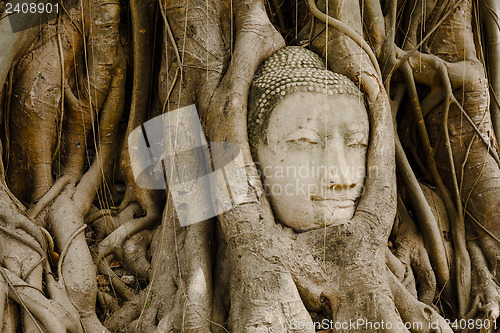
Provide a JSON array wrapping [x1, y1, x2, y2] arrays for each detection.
[[395, 134, 453, 303], [465, 240, 500, 332], [388, 270, 453, 333], [394, 197, 437, 306], [2, 0, 500, 331], [7, 23, 63, 202], [0, 267, 83, 333], [121, 230, 153, 280]]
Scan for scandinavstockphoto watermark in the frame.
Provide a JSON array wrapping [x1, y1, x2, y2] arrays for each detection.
[[128, 104, 251, 227], [253, 161, 375, 198]]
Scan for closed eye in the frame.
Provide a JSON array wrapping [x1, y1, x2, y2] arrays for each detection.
[[285, 128, 321, 145], [287, 137, 320, 145], [346, 132, 368, 149]]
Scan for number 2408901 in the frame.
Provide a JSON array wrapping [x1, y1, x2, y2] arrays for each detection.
[[5, 2, 59, 15], [445, 318, 497, 331]]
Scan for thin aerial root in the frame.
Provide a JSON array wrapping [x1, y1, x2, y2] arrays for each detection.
[[21, 257, 45, 281], [306, 0, 382, 80], [390, 0, 463, 76], [57, 224, 87, 284], [0, 269, 44, 333], [437, 63, 472, 317], [402, 60, 471, 316], [453, 98, 500, 168], [28, 175, 72, 219], [0, 225, 45, 260], [465, 210, 500, 246], [0, 271, 6, 332]]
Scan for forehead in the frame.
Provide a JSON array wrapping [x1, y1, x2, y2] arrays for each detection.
[[268, 92, 368, 134]]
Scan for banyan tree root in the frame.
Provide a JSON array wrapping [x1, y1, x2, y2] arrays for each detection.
[[49, 50, 126, 332], [401, 0, 500, 319], [0, 267, 83, 333], [134, 0, 457, 331], [387, 270, 453, 333], [102, 194, 214, 332], [121, 229, 153, 281], [103, 0, 161, 263], [0, 176, 84, 331], [466, 240, 500, 333], [304, 1, 412, 332], [7, 23, 64, 203], [202, 1, 321, 331], [0, 186, 47, 332], [2, 0, 500, 331], [115, 0, 327, 330], [1, 0, 126, 330], [393, 197, 437, 306], [106, 0, 230, 328], [357, 0, 500, 323], [203, 0, 448, 330], [6, 1, 87, 203]]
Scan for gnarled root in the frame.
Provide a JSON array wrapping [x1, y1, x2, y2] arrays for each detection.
[[393, 198, 437, 305], [103, 289, 144, 332], [49, 188, 109, 332], [46, 14, 125, 329], [7, 25, 63, 202], [0, 267, 83, 333], [388, 270, 453, 333], [121, 230, 153, 281], [465, 240, 500, 333]]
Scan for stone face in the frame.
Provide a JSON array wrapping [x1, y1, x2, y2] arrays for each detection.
[[248, 46, 369, 232]]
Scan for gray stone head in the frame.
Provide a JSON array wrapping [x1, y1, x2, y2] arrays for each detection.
[[248, 46, 369, 232]]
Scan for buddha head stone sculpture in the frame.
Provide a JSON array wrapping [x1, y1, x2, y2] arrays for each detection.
[[248, 46, 369, 232]]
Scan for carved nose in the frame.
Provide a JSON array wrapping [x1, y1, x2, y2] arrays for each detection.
[[324, 139, 355, 189]]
